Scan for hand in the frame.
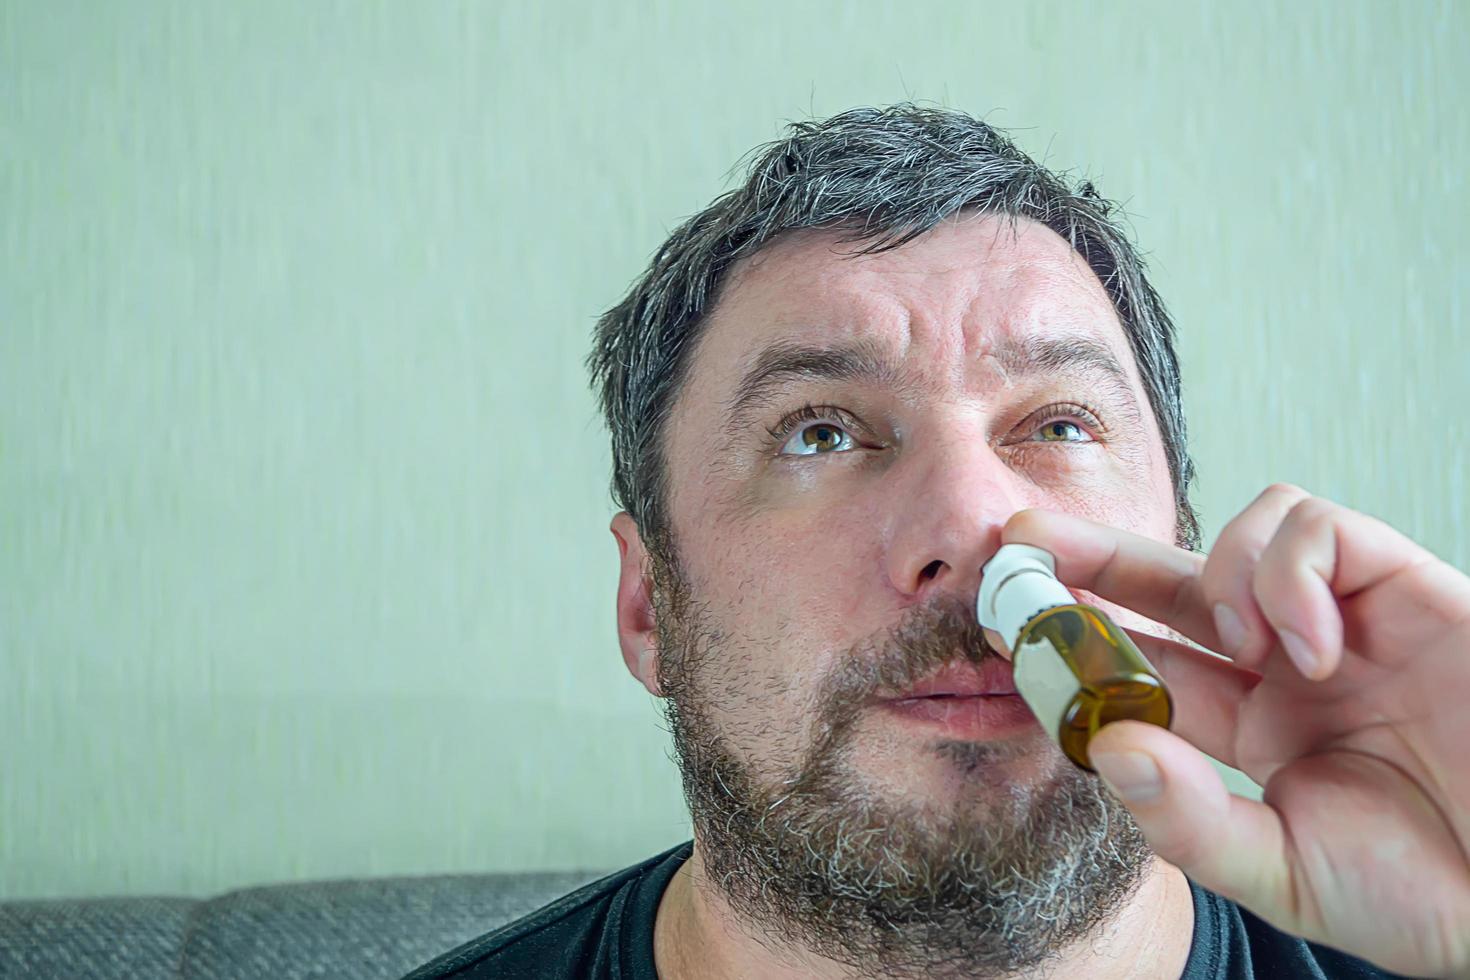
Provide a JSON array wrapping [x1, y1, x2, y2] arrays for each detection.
[[1000, 484, 1470, 979]]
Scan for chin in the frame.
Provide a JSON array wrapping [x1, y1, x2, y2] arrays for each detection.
[[849, 727, 1064, 806]]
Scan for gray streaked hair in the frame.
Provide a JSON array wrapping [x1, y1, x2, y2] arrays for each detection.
[[587, 103, 1201, 557]]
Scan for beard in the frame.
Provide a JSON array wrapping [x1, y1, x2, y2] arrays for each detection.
[[647, 545, 1156, 979]]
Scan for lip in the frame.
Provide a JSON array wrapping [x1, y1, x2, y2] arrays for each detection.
[[875, 659, 1036, 741], [884, 659, 1018, 700], [880, 692, 1038, 740]]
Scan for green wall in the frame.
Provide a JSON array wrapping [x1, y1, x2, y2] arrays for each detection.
[[3, 1, 1466, 899]]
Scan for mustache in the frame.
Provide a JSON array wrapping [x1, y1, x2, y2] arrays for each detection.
[[813, 592, 1003, 729]]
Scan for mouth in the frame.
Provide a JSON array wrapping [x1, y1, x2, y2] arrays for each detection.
[[882, 659, 1019, 701], [876, 659, 1036, 740]]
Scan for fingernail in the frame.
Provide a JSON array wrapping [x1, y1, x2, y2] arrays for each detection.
[[1277, 629, 1321, 678], [1212, 602, 1250, 655], [1090, 750, 1163, 803]]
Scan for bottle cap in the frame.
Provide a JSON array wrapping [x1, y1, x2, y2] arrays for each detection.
[[976, 543, 1075, 650]]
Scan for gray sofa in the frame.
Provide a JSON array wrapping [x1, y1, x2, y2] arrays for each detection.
[[0, 869, 606, 979]]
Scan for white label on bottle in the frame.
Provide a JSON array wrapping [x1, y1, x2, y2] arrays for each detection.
[[1013, 631, 1083, 746]]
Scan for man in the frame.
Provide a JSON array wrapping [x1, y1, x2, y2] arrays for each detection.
[[407, 105, 1470, 979]]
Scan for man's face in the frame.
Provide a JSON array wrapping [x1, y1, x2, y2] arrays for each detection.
[[633, 212, 1179, 973], [660, 212, 1176, 786]]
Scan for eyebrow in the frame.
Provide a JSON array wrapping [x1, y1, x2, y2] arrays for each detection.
[[722, 332, 1143, 437]]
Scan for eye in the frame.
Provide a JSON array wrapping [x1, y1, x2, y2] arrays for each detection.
[[1024, 402, 1105, 445], [766, 403, 866, 457], [1032, 419, 1091, 443], [780, 419, 856, 456]]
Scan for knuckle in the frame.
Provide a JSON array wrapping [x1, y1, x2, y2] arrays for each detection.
[[1204, 524, 1271, 604], [1260, 481, 1309, 502], [1281, 495, 1335, 531]]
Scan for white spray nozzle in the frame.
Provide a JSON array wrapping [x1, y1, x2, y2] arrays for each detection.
[[976, 543, 1074, 650]]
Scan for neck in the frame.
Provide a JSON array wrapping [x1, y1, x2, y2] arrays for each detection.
[[654, 842, 1195, 980]]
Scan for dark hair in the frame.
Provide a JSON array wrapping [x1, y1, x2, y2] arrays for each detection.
[[587, 103, 1201, 557]]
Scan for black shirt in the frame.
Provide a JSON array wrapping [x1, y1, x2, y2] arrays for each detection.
[[402, 841, 1410, 979]]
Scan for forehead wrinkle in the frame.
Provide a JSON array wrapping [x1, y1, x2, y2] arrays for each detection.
[[720, 334, 923, 431]]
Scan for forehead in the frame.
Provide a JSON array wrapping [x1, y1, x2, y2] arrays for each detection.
[[691, 213, 1135, 391]]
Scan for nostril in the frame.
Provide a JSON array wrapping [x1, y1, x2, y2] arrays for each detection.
[[920, 560, 945, 583]]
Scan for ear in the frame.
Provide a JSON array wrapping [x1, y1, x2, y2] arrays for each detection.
[[610, 511, 663, 697]]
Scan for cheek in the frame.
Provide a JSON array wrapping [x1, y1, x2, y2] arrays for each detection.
[[682, 479, 885, 674], [673, 502, 883, 769], [700, 496, 882, 626]]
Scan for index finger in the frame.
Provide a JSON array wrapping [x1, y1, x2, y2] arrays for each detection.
[[1000, 507, 1223, 655]]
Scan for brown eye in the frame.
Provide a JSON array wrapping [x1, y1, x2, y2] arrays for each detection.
[[780, 421, 855, 456], [1035, 420, 1090, 443]]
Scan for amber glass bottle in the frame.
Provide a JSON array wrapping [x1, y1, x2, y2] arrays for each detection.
[[977, 544, 1173, 771]]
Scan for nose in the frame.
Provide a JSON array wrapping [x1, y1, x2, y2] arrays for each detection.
[[884, 438, 1029, 606]]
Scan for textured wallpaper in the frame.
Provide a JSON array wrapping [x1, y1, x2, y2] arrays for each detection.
[[2, 0, 1465, 899]]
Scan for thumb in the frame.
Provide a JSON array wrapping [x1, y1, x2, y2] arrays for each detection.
[[1088, 721, 1295, 921]]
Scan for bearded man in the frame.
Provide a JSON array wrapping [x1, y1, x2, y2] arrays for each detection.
[[407, 105, 1470, 980]]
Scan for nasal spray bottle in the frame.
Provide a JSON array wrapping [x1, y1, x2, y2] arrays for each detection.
[[977, 544, 1173, 771]]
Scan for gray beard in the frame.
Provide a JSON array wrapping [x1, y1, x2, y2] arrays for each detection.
[[650, 552, 1155, 980]]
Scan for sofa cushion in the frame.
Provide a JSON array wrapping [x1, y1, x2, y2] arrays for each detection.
[[0, 870, 604, 979], [0, 895, 194, 979]]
